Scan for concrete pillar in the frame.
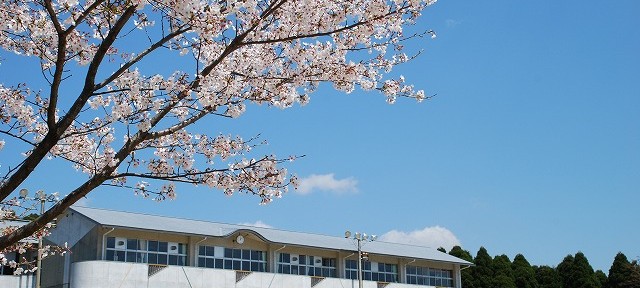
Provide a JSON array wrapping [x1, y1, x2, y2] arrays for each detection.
[[188, 236, 197, 267], [455, 264, 462, 288], [398, 260, 406, 284], [269, 244, 287, 273]]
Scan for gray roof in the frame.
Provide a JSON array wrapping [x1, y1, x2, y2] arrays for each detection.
[[0, 220, 39, 244], [70, 206, 471, 266]]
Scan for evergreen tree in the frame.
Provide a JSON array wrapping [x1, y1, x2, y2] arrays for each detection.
[[22, 213, 38, 221], [449, 246, 474, 262], [558, 254, 577, 288], [620, 260, 640, 288], [472, 247, 494, 288], [573, 252, 600, 288], [608, 252, 633, 288], [449, 246, 475, 288], [558, 252, 600, 288], [492, 254, 516, 288], [512, 254, 538, 288], [535, 265, 562, 288], [595, 270, 607, 288]]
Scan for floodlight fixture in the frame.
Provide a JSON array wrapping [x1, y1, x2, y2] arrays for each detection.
[[35, 190, 46, 200]]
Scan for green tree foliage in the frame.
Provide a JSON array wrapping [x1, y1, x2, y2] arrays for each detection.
[[492, 254, 516, 288], [22, 213, 39, 221], [608, 252, 633, 288], [449, 246, 475, 288], [558, 252, 600, 288], [449, 246, 474, 262], [610, 255, 640, 288], [513, 254, 539, 288], [472, 247, 494, 288], [622, 260, 640, 288], [558, 255, 577, 288], [535, 265, 562, 288], [595, 270, 608, 288], [574, 252, 601, 288], [442, 247, 635, 288]]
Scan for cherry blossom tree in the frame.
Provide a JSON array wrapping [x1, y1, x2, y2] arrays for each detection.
[[0, 0, 436, 255]]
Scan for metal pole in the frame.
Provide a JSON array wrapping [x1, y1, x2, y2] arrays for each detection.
[[357, 238, 363, 288], [35, 199, 43, 288]]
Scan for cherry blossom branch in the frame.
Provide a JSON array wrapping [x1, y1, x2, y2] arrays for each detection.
[[261, 0, 288, 19], [66, 1, 106, 32], [148, 109, 210, 140], [0, 5, 138, 202], [342, 29, 434, 52], [63, 120, 114, 138], [42, 0, 64, 34], [112, 167, 232, 181], [95, 25, 191, 90], [133, 0, 286, 137], [0, 130, 36, 147], [138, 36, 250, 138], [242, 6, 410, 46], [0, 171, 112, 250]]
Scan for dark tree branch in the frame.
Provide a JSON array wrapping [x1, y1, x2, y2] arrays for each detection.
[[0, 172, 110, 250], [42, 0, 68, 129]]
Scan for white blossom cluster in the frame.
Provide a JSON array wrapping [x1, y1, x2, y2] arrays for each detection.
[[0, 0, 437, 251], [0, 192, 67, 274], [0, 243, 68, 275]]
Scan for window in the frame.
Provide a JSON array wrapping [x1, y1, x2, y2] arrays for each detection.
[[345, 260, 397, 282], [406, 265, 454, 287], [105, 237, 187, 266], [277, 253, 337, 278], [197, 246, 266, 272]]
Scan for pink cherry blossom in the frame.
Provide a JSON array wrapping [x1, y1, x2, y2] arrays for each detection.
[[0, 0, 438, 254]]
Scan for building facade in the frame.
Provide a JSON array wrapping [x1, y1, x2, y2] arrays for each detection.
[[38, 206, 471, 288]]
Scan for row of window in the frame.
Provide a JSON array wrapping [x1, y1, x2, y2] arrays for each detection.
[[104, 237, 454, 287], [197, 246, 267, 272], [105, 237, 187, 266], [345, 259, 399, 283], [277, 253, 337, 278], [407, 265, 455, 287]]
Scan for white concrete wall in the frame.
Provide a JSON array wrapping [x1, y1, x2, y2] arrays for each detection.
[[237, 271, 309, 288], [0, 275, 35, 288], [69, 261, 444, 288], [70, 261, 148, 288], [149, 265, 235, 288]]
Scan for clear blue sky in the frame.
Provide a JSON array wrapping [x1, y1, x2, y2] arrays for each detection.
[[2, 0, 639, 273]]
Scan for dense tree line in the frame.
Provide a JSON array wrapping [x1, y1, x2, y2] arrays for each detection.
[[445, 246, 640, 288]]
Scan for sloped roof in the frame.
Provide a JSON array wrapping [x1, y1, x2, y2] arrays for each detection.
[[0, 220, 38, 244], [70, 206, 471, 266]]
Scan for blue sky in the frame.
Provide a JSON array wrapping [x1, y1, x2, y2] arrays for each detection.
[[2, 0, 639, 273]]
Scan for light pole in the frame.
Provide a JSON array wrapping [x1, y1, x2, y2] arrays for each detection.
[[345, 231, 377, 288], [19, 189, 55, 288]]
